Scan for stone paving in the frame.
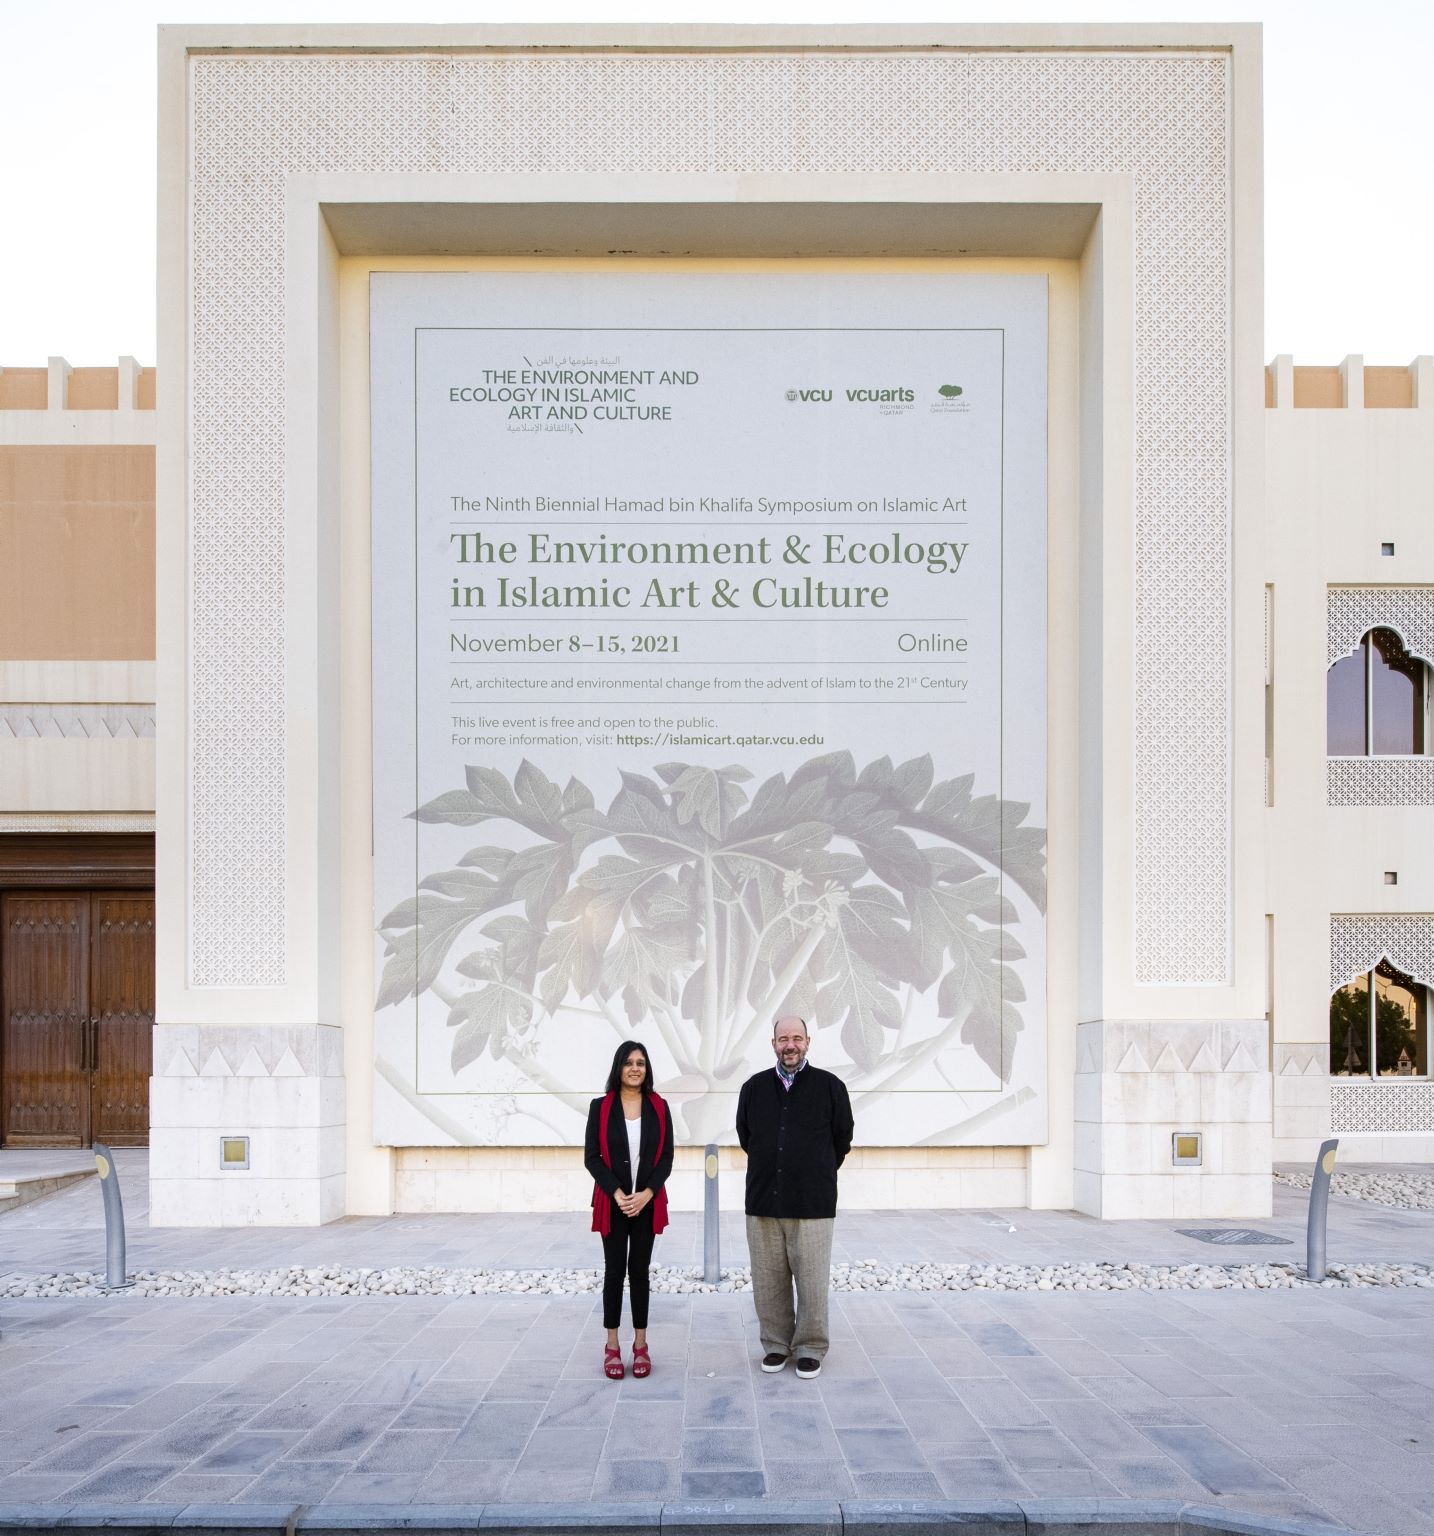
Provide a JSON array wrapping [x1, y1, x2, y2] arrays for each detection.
[[6, 1152, 1434, 1276], [1, 1155, 1433, 1534]]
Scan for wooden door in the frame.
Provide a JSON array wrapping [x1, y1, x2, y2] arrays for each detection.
[[1, 893, 91, 1145], [0, 890, 154, 1147], [89, 894, 154, 1146]]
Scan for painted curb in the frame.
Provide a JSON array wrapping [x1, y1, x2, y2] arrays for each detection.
[[0, 1500, 1347, 1536]]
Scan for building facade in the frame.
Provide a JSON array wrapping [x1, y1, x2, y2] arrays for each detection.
[[1266, 356, 1434, 1164], [0, 359, 157, 1151], [0, 24, 1428, 1224]]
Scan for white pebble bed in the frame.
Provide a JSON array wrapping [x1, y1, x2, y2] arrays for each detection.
[[1275, 1167, 1434, 1212], [3, 1257, 1431, 1299]]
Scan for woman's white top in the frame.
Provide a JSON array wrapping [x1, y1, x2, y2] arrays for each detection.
[[624, 1110, 642, 1185]]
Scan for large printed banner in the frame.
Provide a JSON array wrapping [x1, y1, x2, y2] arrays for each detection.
[[371, 272, 1047, 1148]]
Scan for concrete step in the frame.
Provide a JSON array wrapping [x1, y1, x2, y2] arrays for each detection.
[[0, 1167, 95, 1216]]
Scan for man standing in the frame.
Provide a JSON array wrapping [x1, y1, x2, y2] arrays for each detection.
[[735, 1015, 854, 1379]]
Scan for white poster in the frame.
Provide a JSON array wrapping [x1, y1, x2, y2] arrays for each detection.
[[371, 272, 1046, 1149]]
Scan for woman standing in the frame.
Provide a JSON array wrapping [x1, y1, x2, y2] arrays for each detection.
[[585, 1040, 673, 1380]]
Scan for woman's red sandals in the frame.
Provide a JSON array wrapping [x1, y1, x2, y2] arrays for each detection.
[[603, 1345, 625, 1380], [631, 1344, 652, 1379]]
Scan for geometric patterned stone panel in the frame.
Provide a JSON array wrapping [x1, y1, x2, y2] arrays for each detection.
[[1274, 1042, 1328, 1077], [1328, 756, 1434, 807], [1331, 1083, 1434, 1133], [189, 48, 1234, 988], [0, 704, 156, 739], [1330, 914, 1434, 993], [1327, 586, 1434, 668], [152, 1022, 345, 1080], [1076, 1018, 1266, 1075]]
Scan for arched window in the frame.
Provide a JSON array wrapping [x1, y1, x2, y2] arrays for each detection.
[[1330, 959, 1429, 1078], [1327, 628, 1429, 755]]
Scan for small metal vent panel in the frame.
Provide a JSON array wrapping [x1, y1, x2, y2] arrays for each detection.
[[1177, 1228, 1293, 1246]]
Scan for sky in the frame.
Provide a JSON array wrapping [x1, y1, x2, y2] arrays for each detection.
[[1, 0, 1430, 365]]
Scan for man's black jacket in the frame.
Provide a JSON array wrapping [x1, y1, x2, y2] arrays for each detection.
[[735, 1063, 854, 1219]]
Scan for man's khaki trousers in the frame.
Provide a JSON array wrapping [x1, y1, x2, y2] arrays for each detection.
[[745, 1215, 834, 1361]]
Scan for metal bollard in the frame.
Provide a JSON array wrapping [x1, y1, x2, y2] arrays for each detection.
[[703, 1143, 721, 1284], [1306, 1137, 1339, 1283], [93, 1143, 134, 1292]]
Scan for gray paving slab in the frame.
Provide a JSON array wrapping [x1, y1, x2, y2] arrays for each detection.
[[7, 1165, 1434, 1533], [765, 1466, 857, 1501], [228, 1465, 342, 1505], [6, 1152, 1434, 1280]]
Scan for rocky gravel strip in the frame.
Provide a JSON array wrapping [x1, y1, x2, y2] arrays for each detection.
[[1275, 1166, 1434, 1212], [3, 1257, 1432, 1299]]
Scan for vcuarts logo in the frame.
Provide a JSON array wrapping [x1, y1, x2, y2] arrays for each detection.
[[847, 387, 914, 403], [787, 387, 833, 402]]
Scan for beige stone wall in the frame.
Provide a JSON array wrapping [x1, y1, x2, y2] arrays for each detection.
[[1291, 366, 1344, 408], [0, 445, 156, 659], [0, 661, 155, 819], [1, 369, 157, 819], [0, 363, 155, 413], [65, 369, 121, 410], [0, 370, 48, 409], [393, 1143, 1028, 1214], [1365, 366, 1415, 409], [1263, 361, 1422, 412]]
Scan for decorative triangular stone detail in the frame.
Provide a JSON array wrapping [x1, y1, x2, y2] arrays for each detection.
[[319, 1030, 344, 1077], [1076, 1038, 1098, 1074], [199, 1047, 233, 1077], [1150, 1042, 1183, 1073], [1280, 1054, 1303, 1075], [1302, 1054, 1326, 1076], [1187, 1041, 1221, 1073], [163, 1048, 197, 1077], [1223, 1041, 1260, 1073], [272, 1047, 306, 1078], [235, 1046, 269, 1077], [1115, 1042, 1149, 1073]]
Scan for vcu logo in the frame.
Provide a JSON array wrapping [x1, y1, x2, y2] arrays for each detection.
[[785, 388, 832, 402]]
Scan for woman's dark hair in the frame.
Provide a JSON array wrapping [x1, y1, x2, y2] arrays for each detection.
[[605, 1040, 653, 1095]]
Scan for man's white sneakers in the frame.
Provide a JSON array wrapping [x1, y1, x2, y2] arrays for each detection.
[[760, 1352, 788, 1372]]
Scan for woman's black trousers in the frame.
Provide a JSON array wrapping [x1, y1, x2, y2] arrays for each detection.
[[600, 1204, 656, 1329]]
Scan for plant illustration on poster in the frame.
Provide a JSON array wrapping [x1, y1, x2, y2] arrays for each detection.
[[370, 271, 1048, 1148], [376, 749, 1045, 1145]]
